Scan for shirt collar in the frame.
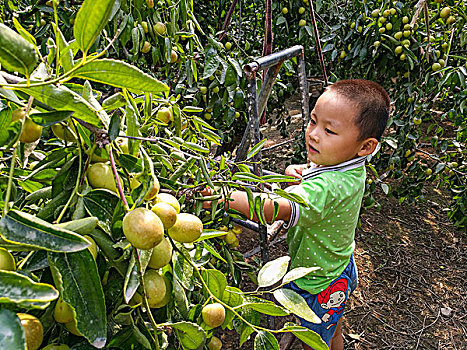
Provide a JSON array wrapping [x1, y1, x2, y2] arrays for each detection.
[[302, 156, 367, 181]]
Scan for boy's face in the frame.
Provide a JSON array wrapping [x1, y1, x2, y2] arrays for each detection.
[[305, 90, 369, 166]]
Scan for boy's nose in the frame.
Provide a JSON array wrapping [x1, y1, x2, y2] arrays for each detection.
[[309, 129, 320, 142]]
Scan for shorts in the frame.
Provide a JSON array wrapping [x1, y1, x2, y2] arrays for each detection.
[[285, 255, 358, 347]]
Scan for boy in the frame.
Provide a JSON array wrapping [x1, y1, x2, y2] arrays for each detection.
[[203, 79, 390, 349]]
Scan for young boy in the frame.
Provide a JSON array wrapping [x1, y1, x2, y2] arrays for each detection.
[[203, 79, 390, 349]]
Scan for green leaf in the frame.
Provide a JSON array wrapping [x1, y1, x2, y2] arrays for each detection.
[[231, 172, 264, 183], [245, 301, 290, 317], [182, 106, 204, 113], [281, 323, 329, 350], [200, 269, 227, 300], [194, 230, 228, 242], [0, 210, 90, 252], [49, 250, 107, 348], [123, 249, 152, 303], [74, 0, 116, 55], [273, 188, 309, 208], [83, 189, 120, 233], [0, 270, 58, 307], [12, 18, 36, 46], [247, 139, 267, 160], [254, 331, 280, 350], [282, 267, 321, 285], [16, 84, 103, 127], [0, 108, 21, 148], [29, 110, 73, 127], [118, 154, 143, 173], [221, 286, 243, 327], [72, 59, 169, 93], [173, 249, 194, 291], [227, 57, 243, 77], [257, 256, 290, 288], [0, 309, 26, 350], [170, 322, 206, 350], [202, 55, 220, 79], [0, 23, 38, 77], [273, 288, 321, 324]]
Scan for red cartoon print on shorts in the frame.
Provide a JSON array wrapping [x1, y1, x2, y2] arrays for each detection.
[[318, 278, 348, 329]]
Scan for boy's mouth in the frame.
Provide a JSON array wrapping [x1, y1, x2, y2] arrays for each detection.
[[308, 144, 319, 154]]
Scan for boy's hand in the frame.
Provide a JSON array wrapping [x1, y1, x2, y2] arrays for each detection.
[[285, 164, 308, 184], [199, 186, 220, 209]]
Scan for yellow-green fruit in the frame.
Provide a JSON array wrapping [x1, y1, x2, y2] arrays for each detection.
[[413, 117, 422, 125], [402, 16, 409, 24], [340, 51, 346, 59], [425, 169, 433, 176], [148, 236, 173, 269], [438, 59, 445, 67], [200, 86, 208, 94], [446, 16, 455, 25], [146, 0, 154, 8], [141, 21, 149, 33], [395, 46, 403, 55], [154, 22, 166, 35], [357, 26, 362, 33], [229, 236, 239, 248], [116, 136, 129, 152], [371, 9, 379, 18], [64, 319, 82, 336], [224, 231, 237, 245], [168, 213, 203, 243], [383, 9, 391, 17], [394, 31, 403, 40], [378, 27, 385, 34], [299, 19, 306, 27], [202, 303, 226, 328], [51, 123, 77, 142], [204, 113, 212, 120], [17, 313, 43, 350], [212, 86, 220, 94], [151, 202, 177, 229], [282, 7, 288, 15], [231, 225, 242, 235], [87, 163, 118, 192], [298, 7, 305, 14], [19, 117, 43, 143], [53, 298, 74, 324], [399, 53, 406, 61], [440, 7, 450, 19], [84, 235, 98, 260], [432, 62, 441, 71], [156, 107, 173, 123], [225, 42, 232, 50], [141, 41, 151, 53], [170, 50, 179, 64], [143, 269, 167, 307], [385, 23, 392, 31], [0, 248, 16, 270], [390, 8, 396, 15], [403, 30, 411, 37], [208, 336, 223, 350], [151, 275, 172, 308], [373, 41, 381, 48], [153, 193, 180, 213], [42, 344, 70, 350], [378, 17, 386, 24], [123, 208, 164, 250]]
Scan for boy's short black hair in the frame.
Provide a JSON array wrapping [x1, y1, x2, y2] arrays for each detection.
[[326, 79, 390, 141]]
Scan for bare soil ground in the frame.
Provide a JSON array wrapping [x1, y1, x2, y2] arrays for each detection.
[[215, 98, 467, 349]]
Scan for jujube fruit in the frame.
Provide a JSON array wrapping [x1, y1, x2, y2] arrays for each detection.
[[17, 313, 43, 350], [168, 213, 203, 243], [202, 303, 225, 328], [87, 162, 119, 192], [122, 208, 164, 250], [208, 336, 223, 350], [143, 269, 167, 307], [151, 202, 177, 229], [148, 236, 173, 269], [153, 193, 180, 213], [0, 247, 16, 270], [53, 297, 74, 324]]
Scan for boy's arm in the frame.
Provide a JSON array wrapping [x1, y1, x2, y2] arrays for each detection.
[[201, 188, 292, 224], [227, 191, 292, 224]]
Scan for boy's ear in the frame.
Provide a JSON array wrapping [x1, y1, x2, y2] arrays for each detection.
[[357, 138, 378, 157]]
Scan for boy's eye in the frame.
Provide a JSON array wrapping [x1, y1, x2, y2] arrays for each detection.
[[310, 119, 316, 125], [325, 128, 336, 135]]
